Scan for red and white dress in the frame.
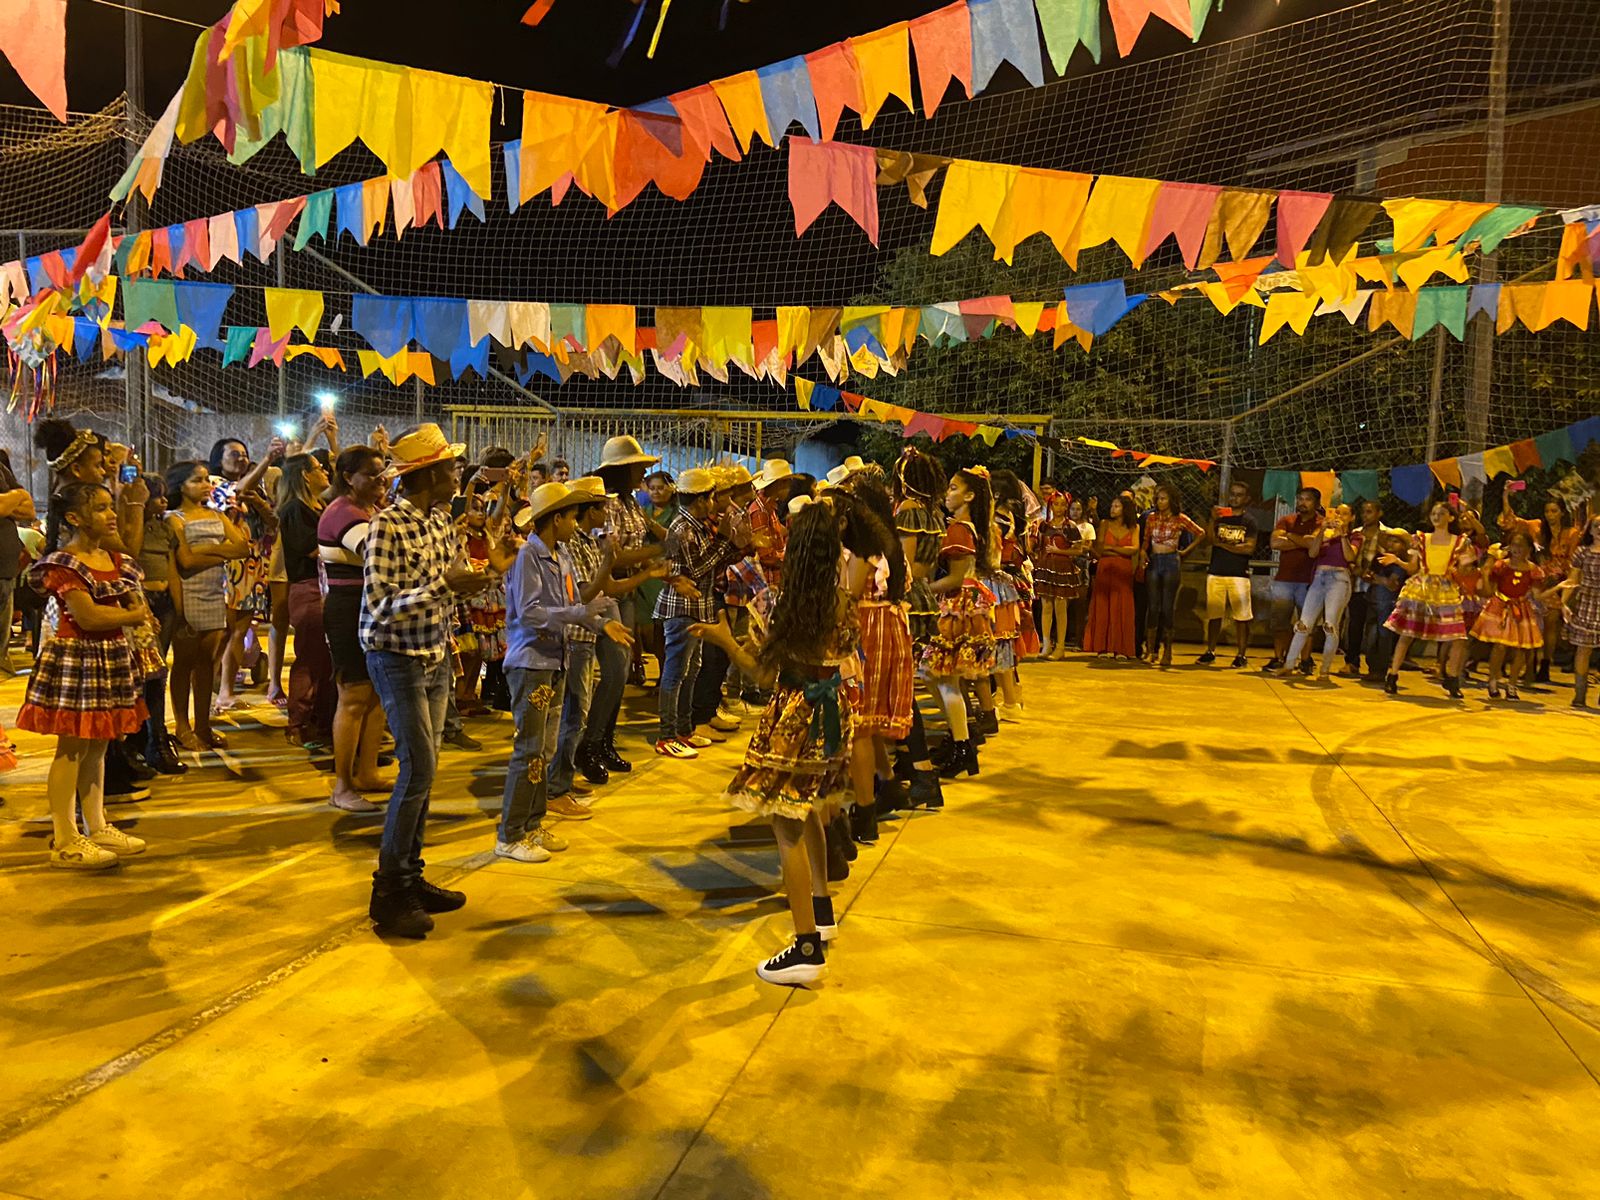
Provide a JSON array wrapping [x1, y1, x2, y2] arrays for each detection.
[[17, 551, 152, 739], [1471, 559, 1545, 649], [853, 553, 914, 740]]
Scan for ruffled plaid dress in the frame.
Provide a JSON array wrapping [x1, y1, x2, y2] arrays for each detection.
[[922, 521, 997, 678], [1385, 534, 1469, 642], [17, 551, 153, 739], [1568, 545, 1600, 648], [725, 595, 860, 820]]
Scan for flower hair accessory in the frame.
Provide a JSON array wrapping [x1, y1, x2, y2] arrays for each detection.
[[965, 465, 991, 480]]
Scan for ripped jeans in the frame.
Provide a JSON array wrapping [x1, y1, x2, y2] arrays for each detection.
[[1284, 567, 1354, 675]]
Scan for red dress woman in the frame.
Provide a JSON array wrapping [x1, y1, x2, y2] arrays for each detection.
[[1083, 497, 1141, 659]]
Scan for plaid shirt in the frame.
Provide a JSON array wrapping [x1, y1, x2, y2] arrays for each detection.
[[747, 492, 786, 589], [360, 495, 459, 663], [654, 509, 740, 622], [602, 493, 650, 578], [561, 530, 607, 645]]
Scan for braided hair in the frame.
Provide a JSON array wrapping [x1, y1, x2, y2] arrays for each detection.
[[758, 502, 843, 673], [893, 448, 945, 509], [954, 468, 996, 571]]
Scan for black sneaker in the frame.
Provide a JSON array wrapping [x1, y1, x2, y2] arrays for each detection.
[[812, 896, 838, 942], [369, 887, 433, 938], [416, 879, 466, 914], [756, 934, 827, 985], [1196, 651, 1216, 665], [1298, 658, 1315, 676], [1230, 654, 1248, 669], [1264, 658, 1284, 672], [578, 743, 610, 785], [442, 729, 482, 752]]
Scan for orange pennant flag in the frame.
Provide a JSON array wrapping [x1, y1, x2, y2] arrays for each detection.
[[710, 72, 773, 153], [1105, 0, 1192, 57], [804, 42, 864, 141]]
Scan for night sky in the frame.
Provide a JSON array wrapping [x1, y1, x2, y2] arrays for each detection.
[[5, 0, 1340, 117]]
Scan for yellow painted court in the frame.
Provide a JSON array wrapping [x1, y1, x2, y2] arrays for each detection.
[[1, 657, 1596, 1198]]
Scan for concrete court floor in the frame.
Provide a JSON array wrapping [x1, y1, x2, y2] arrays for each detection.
[[0, 654, 1597, 1200]]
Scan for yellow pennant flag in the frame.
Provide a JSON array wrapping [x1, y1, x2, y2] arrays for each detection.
[[710, 72, 772, 153], [264, 288, 324, 342], [1367, 289, 1418, 337], [1482, 446, 1517, 479], [1294, 246, 1358, 305], [931, 160, 1021, 257], [1395, 243, 1469, 291], [585, 304, 637, 355], [1532, 281, 1593, 332], [851, 23, 914, 129], [776, 307, 810, 363], [358, 348, 403, 384], [1076, 175, 1162, 267], [794, 377, 815, 410], [1382, 197, 1456, 252], [990, 167, 1091, 265], [1258, 292, 1318, 344], [976, 426, 1003, 447], [1013, 302, 1047, 337]]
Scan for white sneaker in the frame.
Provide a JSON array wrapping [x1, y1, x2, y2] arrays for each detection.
[[756, 938, 828, 986], [50, 834, 119, 870], [89, 826, 146, 855], [999, 703, 1025, 723], [710, 708, 742, 731], [682, 733, 713, 749], [494, 838, 552, 864], [526, 824, 568, 853]]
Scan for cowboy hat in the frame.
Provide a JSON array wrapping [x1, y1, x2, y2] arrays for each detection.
[[389, 423, 466, 475], [676, 467, 717, 496], [753, 459, 797, 490], [840, 455, 867, 474], [598, 435, 660, 469], [568, 475, 609, 502], [822, 465, 851, 489], [516, 481, 591, 531]]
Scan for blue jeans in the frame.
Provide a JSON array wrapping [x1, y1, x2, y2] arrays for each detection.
[[499, 666, 565, 844], [367, 651, 452, 890], [1270, 580, 1312, 634], [1285, 569, 1354, 673], [1146, 552, 1182, 644], [658, 616, 702, 741], [1367, 586, 1399, 675], [547, 641, 596, 795], [584, 596, 631, 751]]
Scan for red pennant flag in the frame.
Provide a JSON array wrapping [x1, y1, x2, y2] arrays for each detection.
[[908, 3, 972, 118], [1275, 190, 1334, 268], [805, 42, 864, 141], [70, 214, 112, 284], [788, 140, 879, 245]]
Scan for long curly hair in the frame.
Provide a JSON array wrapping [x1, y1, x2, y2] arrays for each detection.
[[953, 468, 996, 570], [758, 502, 842, 673], [836, 488, 906, 603], [893, 448, 945, 508]]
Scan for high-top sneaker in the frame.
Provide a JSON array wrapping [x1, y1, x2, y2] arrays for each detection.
[[756, 933, 827, 985]]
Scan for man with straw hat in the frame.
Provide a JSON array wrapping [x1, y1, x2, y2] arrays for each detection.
[[361, 423, 491, 939], [495, 481, 634, 865], [691, 463, 762, 742], [748, 458, 797, 594], [653, 466, 748, 759]]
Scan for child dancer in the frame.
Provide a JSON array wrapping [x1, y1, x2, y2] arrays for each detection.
[[691, 502, 858, 986], [1560, 512, 1600, 708], [166, 461, 249, 750], [925, 467, 997, 780], [1471, 530, 1547, 700], [1380, 502, 1475, 698], [990, 503, 1031, 716], [17, 484, 154, 868], [891, 449, 947, 810]]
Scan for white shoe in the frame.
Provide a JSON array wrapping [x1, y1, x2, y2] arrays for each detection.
[[756, 938, 828, 986], [494, 838, 552, 864], [999, 703, 1025, 723], [710, 709, 741, 731], [525, 824, 569, 853], [50, 834, 119, 870], [89, 826, 146, 855], [682, 733, 713, 749]]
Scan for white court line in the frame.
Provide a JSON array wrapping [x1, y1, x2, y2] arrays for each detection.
[[151, 849, 321, 928]]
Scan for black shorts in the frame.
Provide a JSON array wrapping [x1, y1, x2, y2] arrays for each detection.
[[322, 586, 369, 685]]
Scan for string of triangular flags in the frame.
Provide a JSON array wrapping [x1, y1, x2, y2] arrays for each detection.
[[113, 0, 1243, 205]]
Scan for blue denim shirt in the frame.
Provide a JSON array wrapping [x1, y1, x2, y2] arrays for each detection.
[[504, 532, 608, 671]]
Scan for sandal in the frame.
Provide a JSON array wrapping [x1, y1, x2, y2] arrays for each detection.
[[197, 729, 228, 749], [267, 693, 289, 710]]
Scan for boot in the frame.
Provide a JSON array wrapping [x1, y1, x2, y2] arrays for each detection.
[[578, 742, 610, 785], [907, 768, 944, 810], [601, 734, 633, 773], [369, 885, 433, 939], [892, 745, 913, 783], [1383, 672, 1400, 696], [874, 775, 908, 815], [938, 739, 980, 779], [976, 708, 1001, 737], [119, 739, 156, 783], [145, 732, 188, 776], [849, 801, 879, 845], [824, 820, 851, 882], [831, 812, 857, 862], [930, 737, 956, 768]]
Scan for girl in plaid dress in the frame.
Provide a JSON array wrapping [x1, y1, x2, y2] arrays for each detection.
[[18, 484, 156, 870], [1558, 513, 1600, 709], [1381, 502, 1478, 699]]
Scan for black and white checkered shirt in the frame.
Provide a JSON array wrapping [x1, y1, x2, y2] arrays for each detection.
[[653, 509, 740, 623], [359, 495, 459, 663]]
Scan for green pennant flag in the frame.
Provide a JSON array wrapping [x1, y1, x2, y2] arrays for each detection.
[[1034, 0, 1102, 70], [293, 191, 335, 251], [122, 278, 178, 333], [1412, 286, 1468, 341], [222, 325, 258, 368]]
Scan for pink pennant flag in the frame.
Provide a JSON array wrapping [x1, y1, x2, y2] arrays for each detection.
[[266, 196, 306, 245], [1106, 0, 1192, 57], [909, 3, 973, 119], [1142, 181, 1221, 269], [0, 0, 68, 121], [184, 218, 210, 275], [412, 163, 444, 230], [1275, 190, 1334, 268], [248, 327, 291, 368], [789, 140, 880, 246]]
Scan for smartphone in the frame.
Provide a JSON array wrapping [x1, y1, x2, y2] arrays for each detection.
[[1215, 506, 1236, 518], [119, 464, 140, 485], [479, 466, 508, 483], [1506, 480, 1527, 493]]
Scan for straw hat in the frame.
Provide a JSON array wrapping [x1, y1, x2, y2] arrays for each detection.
[[840, 455, 867, 474], [389, 423, 466, 475], [676, 467, 717, 496], [753, 459, 797, 490], [714, 463, 754, 490], [823, 464, 852, 488], [516, 481, 591, 531], [568, 474, 608, 502], [598, 435, 660, 468]]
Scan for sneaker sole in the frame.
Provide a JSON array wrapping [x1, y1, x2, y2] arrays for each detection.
[[756, 962, 828, 986], [494, 848, 553, 864], [50, 856, 119, 870]]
